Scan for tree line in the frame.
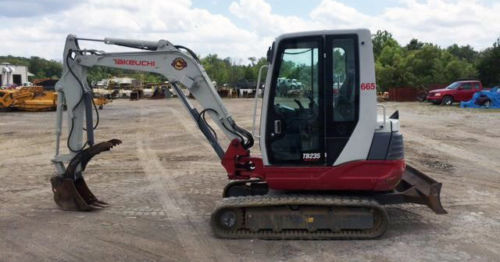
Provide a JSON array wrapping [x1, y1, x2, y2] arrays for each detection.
[[372, 30, 499, 91], [1, 30, 499, 90]]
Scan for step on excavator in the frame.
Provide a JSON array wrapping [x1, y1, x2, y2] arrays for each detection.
[[51, 29, 446, 239]]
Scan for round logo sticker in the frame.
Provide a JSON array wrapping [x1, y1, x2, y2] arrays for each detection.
[[171, 57, 187, 70]]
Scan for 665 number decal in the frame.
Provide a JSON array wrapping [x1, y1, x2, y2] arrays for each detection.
[[361, 83, 376, 90]]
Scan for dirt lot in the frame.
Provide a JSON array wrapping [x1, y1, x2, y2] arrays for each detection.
[[1, 99, 499, 262]]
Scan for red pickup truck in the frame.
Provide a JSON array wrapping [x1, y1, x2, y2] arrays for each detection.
[[427, 80, 483, 105]]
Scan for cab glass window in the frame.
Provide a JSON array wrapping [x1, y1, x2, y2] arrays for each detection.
[[274, 42, 319, 109], [267, 38, 322, 164], [332, 38, 356, 122]]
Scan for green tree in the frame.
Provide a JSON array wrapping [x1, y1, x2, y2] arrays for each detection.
[[447, 44, 478, 63], [372, 30, 399, 59], [404, 45, 477, 88], [374, 43, 412, 90], [405, 39, 424, 51], [476, 37, 500, 87], [248, 57, 257, 66]]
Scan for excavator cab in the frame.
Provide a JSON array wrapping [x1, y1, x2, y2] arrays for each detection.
[[263, 34, 360, 166], [261, 32, 380, 170]]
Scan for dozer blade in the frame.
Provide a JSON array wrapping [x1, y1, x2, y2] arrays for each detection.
[[375, 163, 446, 214], [398, 164, 447, 214], [51, 139, 121, 211]]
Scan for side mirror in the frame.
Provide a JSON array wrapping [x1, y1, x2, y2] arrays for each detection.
[[266, 42, 275, 63], [266, 47, 273, 63], [457, 86, 463, 90]]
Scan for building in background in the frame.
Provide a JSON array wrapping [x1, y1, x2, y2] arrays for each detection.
[[0, 62, 33, 88]]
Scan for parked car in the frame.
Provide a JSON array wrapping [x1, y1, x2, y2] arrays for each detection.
[[427, 80, 483, 105]]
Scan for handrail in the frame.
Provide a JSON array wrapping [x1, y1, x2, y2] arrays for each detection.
[[377, 104, 386, 128], [251, 65, 269, 138]]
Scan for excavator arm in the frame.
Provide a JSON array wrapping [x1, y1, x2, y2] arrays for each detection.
[[51, 35, 253, 210]]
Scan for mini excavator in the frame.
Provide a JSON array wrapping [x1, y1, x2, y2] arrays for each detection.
[[51, 29, 446, 239]]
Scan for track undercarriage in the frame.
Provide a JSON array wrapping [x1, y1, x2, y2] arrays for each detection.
[[212, 164, 446, 240], [212, 195, 388, 240]]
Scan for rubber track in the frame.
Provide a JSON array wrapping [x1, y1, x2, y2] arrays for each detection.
[[211, 195, 389, 240]]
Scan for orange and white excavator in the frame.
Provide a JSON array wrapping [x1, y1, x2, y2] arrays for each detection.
[[51, 29, 446, 239]]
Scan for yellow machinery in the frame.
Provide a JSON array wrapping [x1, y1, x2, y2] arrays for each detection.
[[0, 86, 57, 111], [93, 96, 109, 109], [0, 86, 110, 111]]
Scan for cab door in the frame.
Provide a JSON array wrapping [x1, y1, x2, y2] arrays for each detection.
[[265, 36, 325, 166], [325, 35, 360, 165]]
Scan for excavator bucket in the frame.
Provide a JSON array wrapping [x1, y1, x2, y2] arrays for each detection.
[[51, 139, 121, 211], [50, 176, 108, 211], [376, 164, 447, 214]]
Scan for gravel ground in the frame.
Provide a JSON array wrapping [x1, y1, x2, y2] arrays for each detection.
[[0, 99, 499, 262]]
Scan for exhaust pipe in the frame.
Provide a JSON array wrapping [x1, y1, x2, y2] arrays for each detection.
[[51, 139, 121, 211]]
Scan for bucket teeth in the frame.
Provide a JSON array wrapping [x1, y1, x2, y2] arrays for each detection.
[[74, 177, 109, 208], [51, 139, 121, 211], [50, 176, 95, 211]]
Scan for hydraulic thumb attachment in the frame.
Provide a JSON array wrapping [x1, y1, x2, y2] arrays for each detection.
[[51, 139, 121, 211]]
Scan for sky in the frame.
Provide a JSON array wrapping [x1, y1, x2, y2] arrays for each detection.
[[0, 0, 499, 63]]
